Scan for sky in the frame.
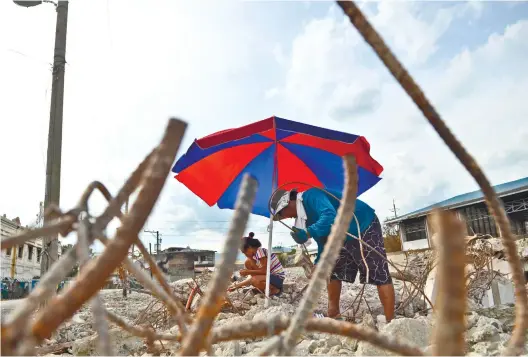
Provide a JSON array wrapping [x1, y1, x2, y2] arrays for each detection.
[[1, 0, 527, 254]]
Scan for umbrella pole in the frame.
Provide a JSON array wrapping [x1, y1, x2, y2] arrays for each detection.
[[264, 214, 273, 307]]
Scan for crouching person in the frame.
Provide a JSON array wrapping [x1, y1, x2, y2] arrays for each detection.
[[228, 232, 285, 296]]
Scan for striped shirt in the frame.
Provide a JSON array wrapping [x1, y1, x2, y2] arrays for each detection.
[[253, 248, 286, 280]]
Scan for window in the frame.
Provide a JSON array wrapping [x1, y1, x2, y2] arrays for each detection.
[[28, 246, 34, 261], [6, 247, 11, 256], [37, 248, 42, 263], [201, 255, 207, 261], [404, 221, 428, 242], [18, 245, 24, 259]]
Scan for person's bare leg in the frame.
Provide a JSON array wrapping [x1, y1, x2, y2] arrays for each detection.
[[327, 279, 342, 318], [377, 283, 395, 322], [245, 259, 258, 270], [251, 276, 279, 295]]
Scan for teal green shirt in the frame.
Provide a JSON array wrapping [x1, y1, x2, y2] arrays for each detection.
[[298, 188, 376, 265]]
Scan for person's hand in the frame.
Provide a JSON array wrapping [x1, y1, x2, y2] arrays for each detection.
[[239, 269, 249, 276], [227, 285, 237, 292], [290, 227, 308, 244]]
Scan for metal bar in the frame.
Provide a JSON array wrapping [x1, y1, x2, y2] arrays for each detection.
[[278, 155, 358, 356], [179, 174, 258, 356], [335, 2, 526, 353], [28, 118, 187, 344]]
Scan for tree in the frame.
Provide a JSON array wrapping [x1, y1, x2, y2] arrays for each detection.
[[382, 219, 400, 237], [383, 218, 402, 253]]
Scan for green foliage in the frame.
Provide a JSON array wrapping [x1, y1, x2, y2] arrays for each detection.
[[384, 235, 402, 253], [277, 253, 289, 267], [382, 218, 402, 253]]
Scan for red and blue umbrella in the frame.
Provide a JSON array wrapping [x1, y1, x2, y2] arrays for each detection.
[[172, 116, 383, 217]]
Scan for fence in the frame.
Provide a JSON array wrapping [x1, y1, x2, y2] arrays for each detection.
[[0, 1, 526, 356]]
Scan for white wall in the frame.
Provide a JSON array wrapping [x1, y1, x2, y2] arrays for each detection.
[[402, 239, 430, 251], [1, 244, 42, 280]]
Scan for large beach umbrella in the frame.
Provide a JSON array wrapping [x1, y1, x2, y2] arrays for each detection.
[[172, 116, 383, 299]]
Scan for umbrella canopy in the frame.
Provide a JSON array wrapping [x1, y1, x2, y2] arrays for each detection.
[[172, 116, 383, 218]]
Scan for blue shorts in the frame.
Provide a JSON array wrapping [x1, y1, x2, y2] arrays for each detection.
[[269, 274, 284, 291]]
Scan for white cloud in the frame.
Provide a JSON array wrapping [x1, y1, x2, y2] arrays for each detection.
[[274, 4, 528, 219], [1, 1, 526, 254]]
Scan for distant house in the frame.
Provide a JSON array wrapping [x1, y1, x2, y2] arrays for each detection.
[[271, 246, 293, 254], [386, 177, 528, 251], [1, 215, 43, 280], [152, 247, 216, 282]]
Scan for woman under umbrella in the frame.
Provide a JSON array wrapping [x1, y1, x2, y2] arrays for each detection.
[[228, 232, 286, 296]]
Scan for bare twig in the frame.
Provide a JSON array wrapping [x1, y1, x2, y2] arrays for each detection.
[[179, 174, 258, 356]]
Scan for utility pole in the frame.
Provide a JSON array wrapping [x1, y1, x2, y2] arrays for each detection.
[[13, 0, 70, 276], [390, 198, 399, 219], [123, 199, 129, 298], [149, 243, 153, 278], [144, 230, 161, 254]]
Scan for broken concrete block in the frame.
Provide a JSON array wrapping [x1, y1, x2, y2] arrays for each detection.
[[282, 282, 295, 293], [295, 339, 315, 356], [356, 317, 431, 356], [467, 315, 503, 343], [324, 336, 341, 348]]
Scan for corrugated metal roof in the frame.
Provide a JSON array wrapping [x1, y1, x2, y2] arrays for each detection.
[[387, 176, 528, 224]]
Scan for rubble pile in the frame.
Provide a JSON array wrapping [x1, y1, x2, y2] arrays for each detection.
[[470, 237, 528, 261], [37, 265, 523, 356]]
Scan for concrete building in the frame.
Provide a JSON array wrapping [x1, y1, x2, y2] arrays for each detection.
[[1, 215, 43, 280], [153, 247, 216, 282], [386, 177, 528, 251]]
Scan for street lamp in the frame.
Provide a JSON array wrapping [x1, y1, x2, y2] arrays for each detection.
[[13, 0, 69, 276], [13, 0, 58, 7], [13, 1, 43, 7]]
